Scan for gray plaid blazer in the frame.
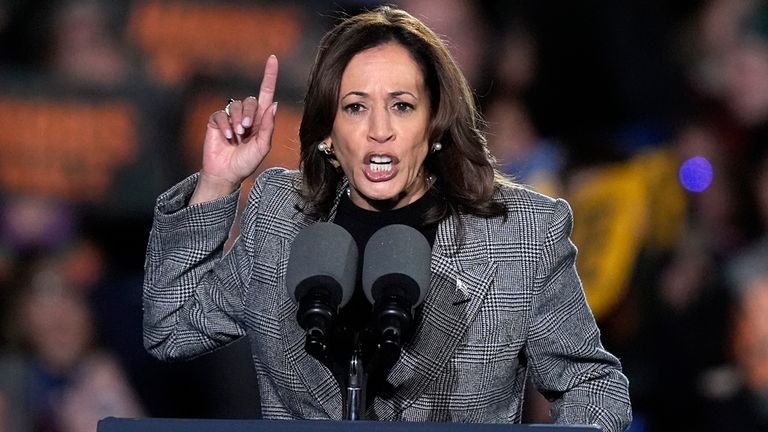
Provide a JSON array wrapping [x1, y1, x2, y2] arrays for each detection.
[[143, 168, 631, 431]]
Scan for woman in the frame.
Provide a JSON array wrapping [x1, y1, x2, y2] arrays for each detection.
[[143, 6, 631, 430]]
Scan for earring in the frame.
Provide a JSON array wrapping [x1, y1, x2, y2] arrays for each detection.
[[317, 140, 341, 169], [431, 142, 443, 153], [317, 141, 333, 155]]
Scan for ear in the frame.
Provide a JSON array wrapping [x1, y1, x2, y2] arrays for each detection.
[[318, 138, 340, 170]]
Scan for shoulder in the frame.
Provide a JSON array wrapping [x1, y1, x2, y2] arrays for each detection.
[[493, 183, 570, 217], [246, 168, 302, 205], [242, 168, 315, 235], [255, 167, 302, 190], [456, 184, 573, 247], [491, 183, 573, 229]]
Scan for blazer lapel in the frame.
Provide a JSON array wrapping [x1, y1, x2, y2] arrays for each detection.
[[373, 215, 498, 420]]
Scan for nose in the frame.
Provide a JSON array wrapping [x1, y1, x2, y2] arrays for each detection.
[[368, 107, 394, 143]]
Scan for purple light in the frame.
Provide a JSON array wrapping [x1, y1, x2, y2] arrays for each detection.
[[679, 156, 714, 192]]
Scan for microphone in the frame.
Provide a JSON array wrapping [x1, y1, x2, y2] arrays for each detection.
[[362, 224, 431, 352], [286, 223, 358, 359]]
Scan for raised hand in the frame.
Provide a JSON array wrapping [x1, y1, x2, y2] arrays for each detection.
[[190, 55, 279, 204]]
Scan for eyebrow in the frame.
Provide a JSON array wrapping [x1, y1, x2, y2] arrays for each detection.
[[341, 90, 418, 100]]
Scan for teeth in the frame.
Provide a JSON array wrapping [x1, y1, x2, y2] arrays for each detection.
[[369, 155, 393, 173], [370, 155, 392, 164], [371, 162, 392, 172]]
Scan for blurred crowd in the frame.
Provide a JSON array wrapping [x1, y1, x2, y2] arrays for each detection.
[[1, 0, 768, 431]]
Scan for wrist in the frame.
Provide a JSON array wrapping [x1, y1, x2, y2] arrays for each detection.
[[189, 172, 239, 205]]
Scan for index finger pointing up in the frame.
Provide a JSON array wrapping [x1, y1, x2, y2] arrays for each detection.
[[258, 55, 279, 115]]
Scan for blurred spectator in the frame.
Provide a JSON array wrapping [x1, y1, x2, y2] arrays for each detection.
[[686, 0, 756, 101], [701, 270, 768, 431], [722, 1, 768, 128], [0, 254, 144, 432], [486, 93, 564, 197], [44, 1, 132, 89], [483, 20, 565, 198], [0, 197, 76, 255], [491, 26, 538, 95], [719, 1, 768, 167], [397, 0, 490, 88], [0, 197, 78, 348]]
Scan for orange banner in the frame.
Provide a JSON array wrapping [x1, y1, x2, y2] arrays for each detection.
[[0, 97, 138, 201], [128, 1, 303, 85]]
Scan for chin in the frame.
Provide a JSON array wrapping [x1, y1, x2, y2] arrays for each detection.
[[362, 192, 400, 205], [360, 184, 404, 201], [355, 188, 408, 210]]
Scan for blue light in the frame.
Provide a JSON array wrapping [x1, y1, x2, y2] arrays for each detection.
[[679, 156, 714, 192]]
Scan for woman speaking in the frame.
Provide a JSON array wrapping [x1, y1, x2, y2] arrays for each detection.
[[142, 6, 631, 431]]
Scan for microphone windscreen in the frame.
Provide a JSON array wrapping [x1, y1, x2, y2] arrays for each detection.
[[362, 224, 431, 307], [286, 222, 358, 308]]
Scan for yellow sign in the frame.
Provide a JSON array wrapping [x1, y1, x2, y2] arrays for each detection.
[[569, 148, 686, 319]]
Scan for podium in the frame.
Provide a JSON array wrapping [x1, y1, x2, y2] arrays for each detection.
[[98, 417, 601, 432]]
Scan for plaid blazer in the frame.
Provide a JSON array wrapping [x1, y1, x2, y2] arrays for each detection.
[[143, 168, 631, 431]]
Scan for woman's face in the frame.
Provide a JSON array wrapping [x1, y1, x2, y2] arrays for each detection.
[[330, 42, 431, 211]]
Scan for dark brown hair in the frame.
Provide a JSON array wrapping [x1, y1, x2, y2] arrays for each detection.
[[298, 5, 508, 220]]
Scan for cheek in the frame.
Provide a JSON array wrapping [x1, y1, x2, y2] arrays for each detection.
[[412, 148, 428, 172], [332, 142, 357, 175], [330, 128, 359, 169], [407, 140, 429, 171]]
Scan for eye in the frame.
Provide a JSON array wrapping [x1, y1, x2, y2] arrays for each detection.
[[393, 102, 414, 112], [343, 103, 366, 115]]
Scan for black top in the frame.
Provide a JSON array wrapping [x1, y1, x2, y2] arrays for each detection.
[[330, 188, 440, 411]]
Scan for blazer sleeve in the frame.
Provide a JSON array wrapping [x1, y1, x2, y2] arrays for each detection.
[[524, 198, 632, 432], [142, 172, 263, 361]]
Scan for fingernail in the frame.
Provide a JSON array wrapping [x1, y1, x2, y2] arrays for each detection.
[[272, 102, 278, 116], [224, 129, 233, 140], [235, 124, 245, 135], [242, 116, 252, 127]]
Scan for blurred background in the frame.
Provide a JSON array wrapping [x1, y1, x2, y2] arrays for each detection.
[[0, 0, 767, 431]]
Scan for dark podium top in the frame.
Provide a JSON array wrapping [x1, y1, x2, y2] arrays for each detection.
[[98, 417, 601, 432]]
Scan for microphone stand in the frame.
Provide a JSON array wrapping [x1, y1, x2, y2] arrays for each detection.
[[343, 345, 366, 420], [342, 299, 411, 421]]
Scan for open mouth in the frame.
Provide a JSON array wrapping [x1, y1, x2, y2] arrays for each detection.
[[363, 153, 399, 182]]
